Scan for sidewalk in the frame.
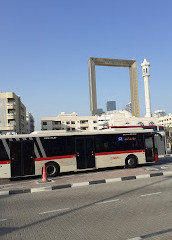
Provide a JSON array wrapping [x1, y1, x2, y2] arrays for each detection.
[[0, 156, 172, 195]]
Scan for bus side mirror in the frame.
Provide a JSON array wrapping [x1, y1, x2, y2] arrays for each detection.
[[155, 133, 163, 140]]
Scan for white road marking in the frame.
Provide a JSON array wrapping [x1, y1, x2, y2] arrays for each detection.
[[127, 237, 142, 240], [163, 171, 172, 176], [95, 199, 120, 205], [39, 208, 70, 215], [0, 219, 7, 222], [105, 178, 121, 183], [72, 182, 89, 187], [31, 187, 52, 193], [136, 174, 150, 179], [141, 192, 162, 197], [0, 191, 9, 196]]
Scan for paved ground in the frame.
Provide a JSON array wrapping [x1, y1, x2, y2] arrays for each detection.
[[0, 155, 172, 193], [0, 176, 172, 240]]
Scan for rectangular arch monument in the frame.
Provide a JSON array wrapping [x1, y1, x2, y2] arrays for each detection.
[[88, 57, 140, 117]]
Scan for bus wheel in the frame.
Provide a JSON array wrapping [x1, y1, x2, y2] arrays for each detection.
[[125, 155, 137, 168], [46, 162, 60, 177]]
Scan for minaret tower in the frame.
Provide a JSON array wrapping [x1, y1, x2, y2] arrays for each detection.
[[141, 59, 151, 117]]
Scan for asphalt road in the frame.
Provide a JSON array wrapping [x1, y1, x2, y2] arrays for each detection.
[[0, 176, 172, 240]]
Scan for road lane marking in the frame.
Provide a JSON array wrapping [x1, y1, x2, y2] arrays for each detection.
[[39, 208, 70, 215], [141, 192, 162, 197], [95, 199, 120, 205], [127, 237, 142, 240], [0, 219, 7, 222]]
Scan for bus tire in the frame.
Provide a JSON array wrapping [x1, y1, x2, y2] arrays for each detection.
[[45, 162, 60, 177], [125, 155, 137, 168]]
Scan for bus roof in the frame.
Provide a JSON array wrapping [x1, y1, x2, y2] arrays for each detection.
[[107, 125, 164, 129], [0, 129, 154, 139]]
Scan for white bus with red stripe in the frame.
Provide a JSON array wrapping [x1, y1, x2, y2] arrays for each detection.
[[0, 129, 158, 179]]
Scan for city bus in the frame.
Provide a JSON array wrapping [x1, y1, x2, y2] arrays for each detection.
[[0, 129, 158, 179]]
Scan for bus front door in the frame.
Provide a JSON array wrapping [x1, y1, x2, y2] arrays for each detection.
[[10, 140, 35, 177], [76, 137, 95, 169], [145, 136, 155, 162]]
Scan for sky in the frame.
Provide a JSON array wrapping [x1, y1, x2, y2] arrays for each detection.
[[0, 0, 172, 130]]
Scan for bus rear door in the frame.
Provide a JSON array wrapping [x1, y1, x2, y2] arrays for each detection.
[[10, 140, 35, 177]]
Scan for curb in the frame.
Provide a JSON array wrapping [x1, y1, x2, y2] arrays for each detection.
[[1, 171, 172, 196]]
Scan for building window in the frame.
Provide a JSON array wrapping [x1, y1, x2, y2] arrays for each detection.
[[8, 109, 15, 114], [71, 121, 75, 124], [8, 120, 16, 125], [93, 120, 97, 123], [43, 122, 47, 125], [80, 120, 88, 124], [94, 127, 97, 130], [72, 128, 75, 131], [149, 122, 155, 125], [8, 98, 15, 104], [67, 128, 70, 131], [66, 121, 70, 124], [81, 127, 88, 130], [54, 121, 61, 125], [138, 122, 144, 126]]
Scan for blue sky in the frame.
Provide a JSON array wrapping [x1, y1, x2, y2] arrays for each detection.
[[0, 0, 172, 130]]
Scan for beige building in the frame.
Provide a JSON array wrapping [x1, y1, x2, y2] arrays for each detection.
[[41, 112, 98, 131], [98, 110, 158, 130], [158, 114, 172, 128], [0, 92, 27, 134], [41, 111, 160, 132]]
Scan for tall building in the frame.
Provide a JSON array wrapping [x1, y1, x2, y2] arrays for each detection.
[[41, 112, 98, 131], [124, 102, 132, 113], [26, 112, 35, 133], [141, 59, 152, 117], [106, 101, 116, 111], [0, 92, 27, 134], [96, 108, 104, 115]]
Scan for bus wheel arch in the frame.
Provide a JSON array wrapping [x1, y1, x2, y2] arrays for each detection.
[[45, 161, 60, 177], [125, 154, 138, 168]]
